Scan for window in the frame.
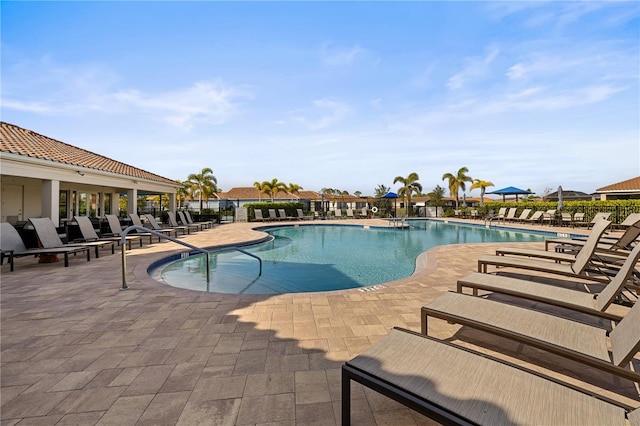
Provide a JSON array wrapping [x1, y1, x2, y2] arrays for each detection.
[[59, 190, 68, 220]]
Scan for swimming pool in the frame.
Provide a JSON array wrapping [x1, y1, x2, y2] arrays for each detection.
[[151, 221, 547, 295]]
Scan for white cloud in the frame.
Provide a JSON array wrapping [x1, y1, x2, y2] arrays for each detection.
[[290, 98, 351, 130], [447, 46, 500, 90], [1, 57, 251, 131], [320, 43, 365, 67]]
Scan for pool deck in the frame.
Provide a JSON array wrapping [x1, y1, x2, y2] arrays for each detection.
[[1, 218, 637, 424]]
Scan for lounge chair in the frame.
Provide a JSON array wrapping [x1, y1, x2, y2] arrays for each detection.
[[346, 209, 356, 219], [74, 215, 141, 250], [572, 212, 587, 227], [614, 213, 640, 230], [29, 217, 113, 258], [588, 212, 613, 229], [184, 210, 214, 229], [342, 327, 636, 425], [522, 210, 543, 224], [541, 209, 556, 225], [487, 207, 506, 223], [128, 213, 164, 242], [544, 215, 640, 253], [503, 207, 517, 221], [334, 209, 344, 219], [478, 220, 616, 282], [296, 209, 313, 221], [358, 207, 368, 219], [278, 209, 293, 221], [457, 243, 640, 322], [469, 209, 479, 219], [254, 209, 267, 222], [1, 222, 90, 270], [268, 209, 280, 221], [561, 212, 573, 227], [166, 211, 191, 235], [177, 211, 205, 232], [493, 219, 615, 264], [104, 214, 151, 245], [142, 214, 179, 238], [514, 208, 531, 222], [421, 288, 640, 382]]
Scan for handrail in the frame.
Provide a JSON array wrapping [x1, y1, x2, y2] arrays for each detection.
[[119, 225, 263, 290], [120, 225, 209, 290]]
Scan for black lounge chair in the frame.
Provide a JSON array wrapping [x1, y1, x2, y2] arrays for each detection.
[[1, 222, 90, 270]]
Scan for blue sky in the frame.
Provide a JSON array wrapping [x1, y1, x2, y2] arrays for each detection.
[[2, 1, 639, 197]]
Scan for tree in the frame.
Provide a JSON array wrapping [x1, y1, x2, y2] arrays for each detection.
[[427, 185, 446, 207], [187, 167, 219, 212], [393, 172, 422, 216], [286, 183, 303, 201], [354, 191, 362, 197], [175, 179, 191, 209], [442, 167, 473, 210], [374, 184, 390, 197], [256, 178, 286, 202], [470, 179, 494, 207]]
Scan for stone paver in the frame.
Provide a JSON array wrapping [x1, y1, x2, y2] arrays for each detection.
[[1, 218, 637, 424]]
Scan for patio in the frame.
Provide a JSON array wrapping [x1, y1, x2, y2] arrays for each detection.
[[1, 218, 637, 424]]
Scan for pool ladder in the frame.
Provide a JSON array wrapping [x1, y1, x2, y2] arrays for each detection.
[[119, 225, 262, 290]]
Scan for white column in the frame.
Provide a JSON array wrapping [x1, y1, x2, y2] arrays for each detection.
[[127, 189, 138, 214], [42, 179, 60, 225], [168, 193, 176, 212]]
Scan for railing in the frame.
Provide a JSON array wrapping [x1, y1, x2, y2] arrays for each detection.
[[119, 225, 262, 290]]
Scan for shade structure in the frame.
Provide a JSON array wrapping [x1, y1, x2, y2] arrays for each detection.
[[487, 186, 533, 202], [380, 192, 398, 217]]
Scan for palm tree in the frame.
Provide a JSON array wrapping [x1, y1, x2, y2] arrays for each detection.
[[470, 179, 494, 207], [393, 172, 422, 216], [175, 179, 191, 209], [253, 181, 267, 201], [256, 178, 286, 202], [287, 183, 303, 201], [442, 167, 473, 210], [187, 167, 219, 212]]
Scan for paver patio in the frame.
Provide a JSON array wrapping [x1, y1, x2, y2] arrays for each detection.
[[1, 218, 637, 424]]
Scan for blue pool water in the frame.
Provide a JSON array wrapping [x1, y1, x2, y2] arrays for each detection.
[[153, 221, 547, 295]]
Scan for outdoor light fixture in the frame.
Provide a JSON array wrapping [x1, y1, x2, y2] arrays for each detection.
[[77, 171, 85, 176]]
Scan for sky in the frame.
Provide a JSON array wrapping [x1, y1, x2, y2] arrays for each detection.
[[2, 1, 639, 198]]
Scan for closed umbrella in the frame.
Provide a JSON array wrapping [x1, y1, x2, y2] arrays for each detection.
[[557, 185, 564, 211]]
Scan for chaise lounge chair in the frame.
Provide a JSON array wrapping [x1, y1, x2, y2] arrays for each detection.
[[522, 210, 544, 224], [514, 208, 532, 223], [166, 211, 191, 235], [143, 214, 180, 238], [104, 214, 150, 245], [74, 215, 141, 250], [29, 217, 114, 259], [254, 209, 267, 222], [184, 210, 214, 229], [544, 214, 640, 253], [128, 213, 165, 242], [342, 327, 637, 425], [296, 209, 313, 220], [477, 220, 616, 282], [268, 209, 280, 221], [278, 209, 294, 221], [503, 207, 518, 222], [177, 211, 205, 232], [1, 222, 90, 270], [421, 286, 640, 383], [457, 243, 640, 322]]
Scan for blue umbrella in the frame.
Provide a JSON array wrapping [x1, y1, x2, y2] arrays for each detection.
[[380, 192, 398, 217]]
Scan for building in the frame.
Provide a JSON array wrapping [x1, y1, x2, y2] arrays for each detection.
[[595, 176, 640, 200], [0, 122, 180, 226]]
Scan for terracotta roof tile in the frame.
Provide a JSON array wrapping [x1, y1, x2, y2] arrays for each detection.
[[596, 176, 640, 192], [0, 122, 178, 186]]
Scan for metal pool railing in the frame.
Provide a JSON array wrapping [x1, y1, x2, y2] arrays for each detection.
[[119, 225, 262, 290]]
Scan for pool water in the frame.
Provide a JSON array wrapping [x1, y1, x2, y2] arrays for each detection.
[[155, 221, 546, 294]]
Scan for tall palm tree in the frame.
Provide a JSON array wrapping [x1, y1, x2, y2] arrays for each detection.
[[470, 179, 494, 207], [442, 167, 473, 210], [256, 178, 286, 202], [253, 181, 267, 201], [187, 167, 219, 212], [287, 183, 303, 201], [175, 179, 191, 209], [393, 172, 422, 216]]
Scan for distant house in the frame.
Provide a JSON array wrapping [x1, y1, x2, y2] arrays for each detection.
[[0, 122, 180, 226], [543, 190, 593, 202], [595, 176, 640, 200], [189, 187, 324, 212]]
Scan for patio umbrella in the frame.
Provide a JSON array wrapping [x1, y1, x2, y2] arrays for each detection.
[[380, 191, 398, 217], [487, 186, 532, 202], [557, 185, 564, 211]]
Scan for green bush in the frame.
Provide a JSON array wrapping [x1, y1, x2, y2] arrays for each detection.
[[244, 202, 304, 221]]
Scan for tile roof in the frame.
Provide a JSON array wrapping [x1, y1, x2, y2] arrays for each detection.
[[0, 122, 178, 186], [596, 176, 640, 193], [219, 187, 322, 200]]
